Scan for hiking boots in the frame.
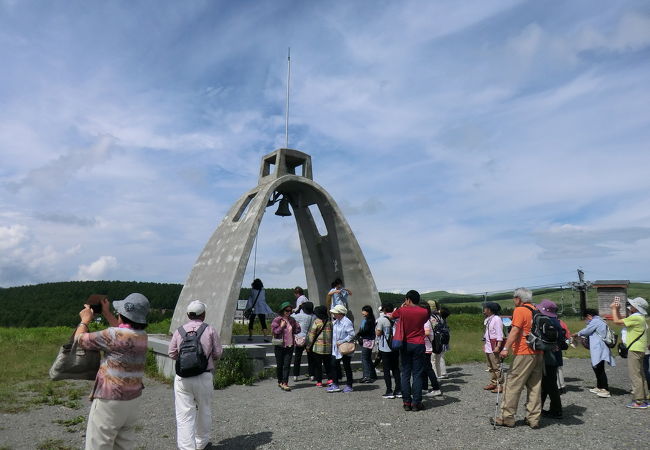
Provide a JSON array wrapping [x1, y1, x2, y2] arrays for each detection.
[[490, 417, 514, 428], [484, 384, 497, 391]]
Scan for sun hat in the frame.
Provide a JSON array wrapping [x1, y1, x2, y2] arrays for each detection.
[[330, 304, 347, 315], [537, 299, 558, 318], [113, 293, 150, 324], [628, 297, 648, 315], [187, 300, 206, 315], [427, 300, 438, 311], [278, 301, 292, 313]]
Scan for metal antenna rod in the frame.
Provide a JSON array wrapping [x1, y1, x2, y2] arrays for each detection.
[[285, 47, 291, 149]]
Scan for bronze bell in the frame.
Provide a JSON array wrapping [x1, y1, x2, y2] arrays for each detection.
[[274, 197, 292, 217]]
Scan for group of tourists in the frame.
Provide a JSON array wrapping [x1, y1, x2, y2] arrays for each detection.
[[245, 279, 452, 411], [491, 288, 650, 430], [70, 281, 649, 448]]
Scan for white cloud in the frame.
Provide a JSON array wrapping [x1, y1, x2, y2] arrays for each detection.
[[0, 224, 27, 250], [76, 256, 118, 281]]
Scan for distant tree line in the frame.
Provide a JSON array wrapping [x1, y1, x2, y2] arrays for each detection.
[[0, 281, 410, 327]]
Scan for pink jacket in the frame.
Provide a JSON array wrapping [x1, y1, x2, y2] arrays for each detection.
[[168, 320, 223, 371], [271, 316, 301, 347]]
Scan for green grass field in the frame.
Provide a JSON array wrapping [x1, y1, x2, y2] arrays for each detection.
[[1, 313, 606, 413]]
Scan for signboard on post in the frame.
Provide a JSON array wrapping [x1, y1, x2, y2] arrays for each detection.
[[237, 300, 248, 311]]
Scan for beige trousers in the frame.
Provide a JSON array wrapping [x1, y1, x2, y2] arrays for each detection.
[[500, 353, 543, 426], [628, 351, 648, 403], [85, 396, 143, 450], [486, 352, 503, 385]]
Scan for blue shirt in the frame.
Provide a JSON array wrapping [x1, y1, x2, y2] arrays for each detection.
[[375, 314, 393, 353], [577, 315, 616, 367], [331, 316, 355, 359]]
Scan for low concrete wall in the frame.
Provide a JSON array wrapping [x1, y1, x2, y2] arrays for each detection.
[[147, 334, 268, 379]]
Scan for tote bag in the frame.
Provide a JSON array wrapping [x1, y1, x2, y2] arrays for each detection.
[[49, 331, 100, 381]]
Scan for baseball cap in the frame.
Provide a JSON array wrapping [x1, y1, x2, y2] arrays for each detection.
[[187, 300, 207, 315]]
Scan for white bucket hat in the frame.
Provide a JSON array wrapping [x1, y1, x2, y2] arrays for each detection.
[[628, 297, 648, 315], [330, 304, 347, 315]]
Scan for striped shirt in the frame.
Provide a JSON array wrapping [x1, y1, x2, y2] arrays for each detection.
[[77, 327, 148, 401]]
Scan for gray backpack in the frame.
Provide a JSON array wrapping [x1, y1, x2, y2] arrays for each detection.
[[175, 323, 209, 377]]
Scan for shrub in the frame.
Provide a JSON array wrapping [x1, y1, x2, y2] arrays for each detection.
[[213, 346, 255, 389]]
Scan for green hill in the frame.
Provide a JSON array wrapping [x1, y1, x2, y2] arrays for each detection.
[[2, 281, 648, 327]]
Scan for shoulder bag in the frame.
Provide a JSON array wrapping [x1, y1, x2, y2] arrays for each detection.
[[618, 323, 647, 359], [294, 316, 312, 347], [49, 329, 101, 381], [243, 290, 262, 320]]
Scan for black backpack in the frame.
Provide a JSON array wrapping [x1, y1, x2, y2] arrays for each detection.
[[175, 323, 209, 377], [431, 314, 450, 354], [522, 305, 560, 352]]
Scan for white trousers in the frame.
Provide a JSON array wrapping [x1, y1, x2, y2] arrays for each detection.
[[174, 372, 214, 450], [433, 351, 447, 377], [85, 396, 142, 450]]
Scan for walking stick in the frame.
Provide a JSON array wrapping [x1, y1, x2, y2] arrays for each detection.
[[493, 359, 504, 430]]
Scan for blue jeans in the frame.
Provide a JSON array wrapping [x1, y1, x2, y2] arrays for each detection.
[[400, 343, 426, 404], [361, 346, 377, 379]]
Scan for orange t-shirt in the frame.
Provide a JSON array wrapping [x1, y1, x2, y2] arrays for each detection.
[[511, 303, 543, 355]]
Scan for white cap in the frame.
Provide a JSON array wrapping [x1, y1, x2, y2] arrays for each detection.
[[628, 297, 648, 315], [330, 304, 347, 315], [187, 300, 207, 315]]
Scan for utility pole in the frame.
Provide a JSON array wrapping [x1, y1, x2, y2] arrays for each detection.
[[569, 269, 590, 317]]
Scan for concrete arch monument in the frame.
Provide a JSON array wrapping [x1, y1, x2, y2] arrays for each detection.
[[170, 148, 380, 343]]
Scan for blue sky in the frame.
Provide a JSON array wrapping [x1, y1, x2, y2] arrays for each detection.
[[1, 0, 649, 293]]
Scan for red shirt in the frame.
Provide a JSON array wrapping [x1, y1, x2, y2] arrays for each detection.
[[391, 305, 429, 345]]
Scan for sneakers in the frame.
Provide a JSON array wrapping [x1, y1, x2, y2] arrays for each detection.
[[625, 401, 649, 409], [403, 402, 412, 411], [491, 386, 503, 393], [597, 390, 611, 398], [484, 384, 497, 391], [414, 402, 425, 411], [326, 384, 341, 393], [326, 379, 334, 386], [438, 374, 448, 379], [382, 390, 395, 399], [394, 391, 403, 398], [279, 383, 291, 392], [342, 385, 353, 393], [523, 418, 539, 429], [309, 376, 315, 382], [589, 387, 606, 394], [426, 389, 442, 397], [315, 382, 323, 387], [293, 376, 298, 382]]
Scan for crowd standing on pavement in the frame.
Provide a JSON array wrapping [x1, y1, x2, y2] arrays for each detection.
[[72, 280, 650, 448]]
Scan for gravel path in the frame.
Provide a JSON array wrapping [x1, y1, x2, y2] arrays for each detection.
[[1, 359, 648, 449]]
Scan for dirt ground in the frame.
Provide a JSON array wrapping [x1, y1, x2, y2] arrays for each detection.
[[1, 359, 648, 449]]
